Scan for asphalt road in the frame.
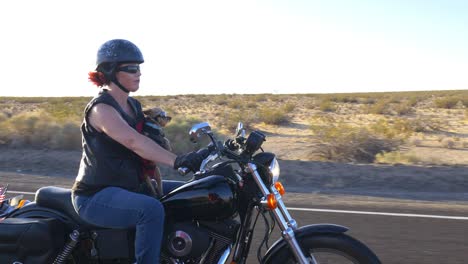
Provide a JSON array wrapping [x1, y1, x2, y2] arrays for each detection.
[[2, 173, 468, 264]]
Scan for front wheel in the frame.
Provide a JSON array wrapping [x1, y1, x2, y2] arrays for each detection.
[[270, 233, 381, 264]]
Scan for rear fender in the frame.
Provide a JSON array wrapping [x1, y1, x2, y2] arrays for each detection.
[[7, 202, 79, 229], [262, 224, 348, 263]]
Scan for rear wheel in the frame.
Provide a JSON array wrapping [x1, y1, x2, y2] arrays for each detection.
[[269, 233, 381, 264]]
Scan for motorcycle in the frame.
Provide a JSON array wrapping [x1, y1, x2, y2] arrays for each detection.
[[0, 122, 381, 264]]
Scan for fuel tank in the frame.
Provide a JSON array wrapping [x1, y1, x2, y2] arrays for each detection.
[[161, 175, 236, 221]]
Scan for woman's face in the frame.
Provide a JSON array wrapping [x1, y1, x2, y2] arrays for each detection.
[[115, 63, 141, 92]]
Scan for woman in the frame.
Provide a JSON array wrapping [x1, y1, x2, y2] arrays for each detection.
[[71, 39, 203, 263]]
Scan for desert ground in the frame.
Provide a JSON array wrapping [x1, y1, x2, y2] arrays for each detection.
[[0, 92, 467, 202], [1, 92, 468, 264]]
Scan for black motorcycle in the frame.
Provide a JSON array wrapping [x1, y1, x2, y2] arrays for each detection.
[[0, 122, 381, 264]]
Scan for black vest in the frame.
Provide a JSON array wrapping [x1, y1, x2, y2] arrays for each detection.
[[72, 90, 145, 195]]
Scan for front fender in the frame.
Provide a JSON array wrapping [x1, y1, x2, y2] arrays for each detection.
[[262, 224, 348, 263]]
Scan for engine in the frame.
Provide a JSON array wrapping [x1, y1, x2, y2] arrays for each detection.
[[161, 220, 240, 263], [164, 222, 210, 260]]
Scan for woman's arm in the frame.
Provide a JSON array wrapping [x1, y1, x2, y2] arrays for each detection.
[[88, 103, 177, 167]]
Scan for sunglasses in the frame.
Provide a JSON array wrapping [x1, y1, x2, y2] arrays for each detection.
[[117, 65, 140, 74], [161, 116, 172, 122], [154, 112, 172, 121]]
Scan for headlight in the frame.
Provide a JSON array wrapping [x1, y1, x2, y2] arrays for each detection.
[[269, 157, 280, 183]]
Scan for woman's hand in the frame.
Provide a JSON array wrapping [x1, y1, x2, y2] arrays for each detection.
[[173, 151, 204, 172]]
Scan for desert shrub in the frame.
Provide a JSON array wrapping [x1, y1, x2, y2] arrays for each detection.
[[283, 102, 296, 112], [410, 116, 443, 132], [342, 96, 359, 104], [222, 110, 258, 129], [319, 100, 337, 112], [366, 99, 389, 115], [311, 123, 401, 163], [246, 101, 258, 109], [434, 97, 461, 109], [164, 117, 205, 154], [258, 107, 288, 125], [394, 102, 414, 115], [251, 94, 268, 102], [388, 96, 402, 104], [195, 95, 210, 103], [368, 118, 413, 139], [305, 101, 316, 109], [228, 100, 244, 109], [49, 122, 82, 149], [463, 141, 468, 148], [360, 97, 377, 104], [440, 138, 455, 149], [408, 137, 423, 147], [4, 97, 46, 104], [326, 94, 359, 104], [375, 151, 421, 164], [43, 98, 88, 122], [0, 112, 8, 123], [214, 96, 228, 105], [371, 116, 441, 136], [0, 111, 81, 149], [407, 97, 419, 107]]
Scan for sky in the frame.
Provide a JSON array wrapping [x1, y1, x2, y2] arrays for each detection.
[[0, 0, 467, 97]]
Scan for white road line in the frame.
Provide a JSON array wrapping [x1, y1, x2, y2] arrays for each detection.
[[287, 207, 468, 220], [9, 191, 36, 195], [9, 190, 468, 220]]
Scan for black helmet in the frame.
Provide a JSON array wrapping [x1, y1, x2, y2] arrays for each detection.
[[94, 39, 144, 93], [96, 39, 144, 66]]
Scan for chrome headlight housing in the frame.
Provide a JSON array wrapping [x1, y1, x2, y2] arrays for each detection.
[[269, 157, 280, 183], [253, 152, 280, 186]]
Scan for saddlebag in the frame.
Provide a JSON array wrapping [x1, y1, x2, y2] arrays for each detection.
[[0, 217, 66, 264], [94, 228, 135, 260]]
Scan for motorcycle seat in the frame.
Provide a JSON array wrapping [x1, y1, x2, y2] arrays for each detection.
[[35, 186, 101, 228]]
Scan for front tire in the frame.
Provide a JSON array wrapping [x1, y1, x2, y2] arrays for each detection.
[[269, 233, 381, 264]]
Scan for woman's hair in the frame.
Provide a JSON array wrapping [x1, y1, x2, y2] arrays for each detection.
[[88, 62, 116, 87], [88, 71, 108, 87]]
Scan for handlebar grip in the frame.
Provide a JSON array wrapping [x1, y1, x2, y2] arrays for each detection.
[[178, 167, 190, 176], [196, 147, 211, 159]]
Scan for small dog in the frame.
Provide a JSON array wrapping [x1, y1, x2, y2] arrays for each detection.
[[140, 107, 173, 197], [142, 107, 172, 151]]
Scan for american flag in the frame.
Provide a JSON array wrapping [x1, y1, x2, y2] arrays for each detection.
[[0, 184, 7, 203]]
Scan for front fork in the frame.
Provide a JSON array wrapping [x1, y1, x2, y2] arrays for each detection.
[[248, 163, 317, 264]]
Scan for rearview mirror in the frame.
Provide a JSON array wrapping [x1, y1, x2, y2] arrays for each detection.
[[189, 122, 212, 143], [236, 122, 246, 138]]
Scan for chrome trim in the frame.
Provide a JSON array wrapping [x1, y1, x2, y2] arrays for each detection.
[[247, 163, 310, 264], [200, 153, 218, 171], [168, 230, 192, 257], [189, 122, 211, 143], [217, 246, 232, 264], [271, 187, 297, 229]]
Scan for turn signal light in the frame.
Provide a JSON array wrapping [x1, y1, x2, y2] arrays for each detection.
[[17, 200, 26, 208], [274, 182, 285, 196], [266, 194, 277, 209]]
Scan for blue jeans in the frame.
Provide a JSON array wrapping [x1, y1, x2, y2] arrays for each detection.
[[72, 187, 165, 264]]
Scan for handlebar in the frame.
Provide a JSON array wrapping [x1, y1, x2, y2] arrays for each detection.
[[177, 131, 254, 176], [178, 144, 216, 176]]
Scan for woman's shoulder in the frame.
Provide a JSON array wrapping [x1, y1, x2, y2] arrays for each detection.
[[128, 96, 142, 108]]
